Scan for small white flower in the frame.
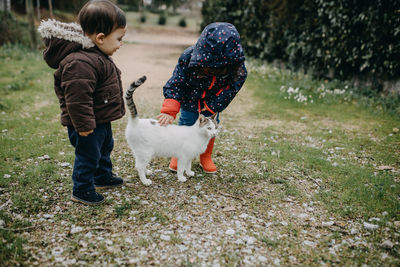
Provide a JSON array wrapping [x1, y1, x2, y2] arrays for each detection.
[[59, 162, 71, 167], [322, 221, 334, 227], [225, 228, 235, 235], [363, 222, 379, 231], [239, 213, 249, 219], [70, 225, 83, 234], [160, 234, 170, 241], [258, 256, 267, 262], [52, 247, 64, 256], [303, 240, 316, 247], [43, 214, 54, 219]]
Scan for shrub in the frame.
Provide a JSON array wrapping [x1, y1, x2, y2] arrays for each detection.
[[158, 12, 167, 25], [178, 17, 187, 27], [201, 0, 400, 90], [140, 13, 146, 23]]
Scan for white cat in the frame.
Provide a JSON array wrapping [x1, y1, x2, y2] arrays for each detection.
[[125, 76, 218, 185]]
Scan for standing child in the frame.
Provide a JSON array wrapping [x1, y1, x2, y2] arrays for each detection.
[[157, 22, 247, 173], [38, 0, 127, 205]]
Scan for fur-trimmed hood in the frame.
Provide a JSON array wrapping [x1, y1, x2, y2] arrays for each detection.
[[38, 19, 95, 69]]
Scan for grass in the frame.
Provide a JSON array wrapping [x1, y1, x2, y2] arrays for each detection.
[[0, 45, 399, 265], [0, 45, 67, 264], [247, 63, 400, 221]]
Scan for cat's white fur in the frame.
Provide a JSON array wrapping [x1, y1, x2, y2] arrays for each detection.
[[125, 78, 218, 185]]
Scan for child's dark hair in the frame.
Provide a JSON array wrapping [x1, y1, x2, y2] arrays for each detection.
[[78, 0, 126, 36]]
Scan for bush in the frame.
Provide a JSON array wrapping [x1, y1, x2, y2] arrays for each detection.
[[158, 12, 167, 25], [178, 17, 187, 27], [140, 13, 146, 23], [201, 0, 400, 90]]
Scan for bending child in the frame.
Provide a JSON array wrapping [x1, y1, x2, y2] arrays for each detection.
[[157, 22, 248, 173], [39, 0, 127, 205]]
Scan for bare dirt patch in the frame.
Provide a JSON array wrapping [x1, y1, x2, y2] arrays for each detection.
[[113, 29, 197, 116]]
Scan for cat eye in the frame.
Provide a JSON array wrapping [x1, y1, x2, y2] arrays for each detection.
[[207, 127, 212, 130]]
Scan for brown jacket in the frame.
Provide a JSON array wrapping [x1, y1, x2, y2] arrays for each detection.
[[38, 19, 125, 132]]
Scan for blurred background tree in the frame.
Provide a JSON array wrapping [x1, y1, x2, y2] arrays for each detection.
[[25, 0, 36, 49], [1, 0, 398, 92]]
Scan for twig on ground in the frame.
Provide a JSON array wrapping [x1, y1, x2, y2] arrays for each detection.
[[217, 191, 245, 202], [309, 177, 321, 187]]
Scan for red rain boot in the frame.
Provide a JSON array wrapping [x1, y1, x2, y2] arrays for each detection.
[[200, 138, 217, 173], [169, 157, 177, 172]]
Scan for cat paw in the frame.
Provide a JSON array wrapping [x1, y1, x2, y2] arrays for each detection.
[[186, 171, 195, 177], [141, 179, 152, 185], [178, 176, 187, 182]]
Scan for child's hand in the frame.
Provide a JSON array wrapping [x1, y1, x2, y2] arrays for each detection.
[[157, 113, 174, 126], [79, 130, 94, 136]]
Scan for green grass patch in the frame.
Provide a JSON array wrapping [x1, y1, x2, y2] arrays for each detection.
[[0, 211, 30, 264], [247, 63, 400, 221], [0, 45, 69, 264]]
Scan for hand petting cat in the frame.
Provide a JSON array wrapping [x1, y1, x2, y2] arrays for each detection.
[[157, 107, 208, 126], [156, 113, 174, 126]]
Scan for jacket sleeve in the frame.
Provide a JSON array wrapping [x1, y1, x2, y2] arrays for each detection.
[[160, 55, 189, 118], [204, 62, 248, 113], [61, 59, 97, 132]]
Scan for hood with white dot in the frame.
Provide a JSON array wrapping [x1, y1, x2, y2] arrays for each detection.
[[189, 22, 245, 69]]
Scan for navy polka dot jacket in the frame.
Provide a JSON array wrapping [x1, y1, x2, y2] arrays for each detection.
[[161, 22, 248, 118]]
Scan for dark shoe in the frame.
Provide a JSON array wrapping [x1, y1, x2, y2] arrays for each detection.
[[71, 190, 105, 205], [94, 175, 124, 189]]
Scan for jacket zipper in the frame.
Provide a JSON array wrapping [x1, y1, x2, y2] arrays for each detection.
[[199, 76, 216, 112]]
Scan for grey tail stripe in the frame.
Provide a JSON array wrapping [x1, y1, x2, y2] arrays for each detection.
[[125, 75, 146, 118]]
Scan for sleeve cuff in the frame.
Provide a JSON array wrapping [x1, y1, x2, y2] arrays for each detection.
[[73, 120, 96, 133], [160, 99, 181, 119]]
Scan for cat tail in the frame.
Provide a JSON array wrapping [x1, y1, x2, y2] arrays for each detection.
[[125, 76, 147, 118]]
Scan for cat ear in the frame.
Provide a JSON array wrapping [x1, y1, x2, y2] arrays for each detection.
[[199, 114, 208, 127], [210, 113, 217, 121]]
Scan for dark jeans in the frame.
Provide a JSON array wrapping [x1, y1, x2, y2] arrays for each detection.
[[67, 123, 114, 193], [178, 109, 220, 126]]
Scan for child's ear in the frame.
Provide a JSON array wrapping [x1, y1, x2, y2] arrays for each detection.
[[94, 33, 105, 45]]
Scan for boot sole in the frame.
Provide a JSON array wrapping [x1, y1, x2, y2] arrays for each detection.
[[94, 181, 124, 190], [71, 195, 104, 205], [199, 163, 217, 174], [169, 167, 177, 172]]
